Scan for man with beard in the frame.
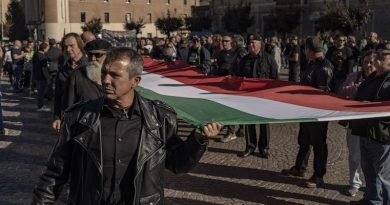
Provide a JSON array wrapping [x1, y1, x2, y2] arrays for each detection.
[[52, 33, 88, 131], [66, 39, 112, 108]]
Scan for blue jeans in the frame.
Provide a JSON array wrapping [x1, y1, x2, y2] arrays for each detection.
[[35, 80, 48, 109], [12, 63, 24, 90], [360, 137, 390, 205]]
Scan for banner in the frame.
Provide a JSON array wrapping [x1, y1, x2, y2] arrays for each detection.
[[101, 29, 137, 49], [137, 57, 390, 126]]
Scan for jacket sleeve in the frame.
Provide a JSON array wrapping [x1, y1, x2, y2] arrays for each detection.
[[268, 55, 279, 80], [198, 47, 212, 74], [32, 115, 75, 204], [162, 108, 208, 174]]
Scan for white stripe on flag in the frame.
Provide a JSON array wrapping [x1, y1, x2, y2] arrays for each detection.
[[140, 71, 390, 121]]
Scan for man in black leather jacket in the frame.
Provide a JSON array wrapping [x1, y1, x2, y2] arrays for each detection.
[[281, 36, 334, 188], [32, 47, 222, 205]]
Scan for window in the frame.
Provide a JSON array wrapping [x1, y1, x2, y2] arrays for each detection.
[[166, 0, 170, 5], [80, 12, 86, 22], [147, 33, 152, 38], [125, 0, 130, 2], [146, 0, 151, 4], [184, 0, 187, 5], [103, 0, 109, 2], [125, 13, 132, 22], [147, 13, 152, 23], [104, 12, 110, 23]]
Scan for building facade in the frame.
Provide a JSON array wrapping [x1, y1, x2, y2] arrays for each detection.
[[209, 0, 390, 38], [29, 0, 200, 41]]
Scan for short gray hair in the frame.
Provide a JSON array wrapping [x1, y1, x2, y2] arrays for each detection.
[[104, 47, 144, 77]]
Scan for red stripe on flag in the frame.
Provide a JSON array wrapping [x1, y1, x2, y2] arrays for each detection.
[[142, 56, 390, 112]]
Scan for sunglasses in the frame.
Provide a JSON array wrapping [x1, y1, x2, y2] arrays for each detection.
[[88, 52, 105, 58], [222, 40, 231, 42]]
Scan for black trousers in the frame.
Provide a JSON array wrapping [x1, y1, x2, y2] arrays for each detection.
[[244, 124, 270, 151], [294, 122, 328, 178], [288, 64, 300, 82]]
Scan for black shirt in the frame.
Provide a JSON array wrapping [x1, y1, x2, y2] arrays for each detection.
[[32, 52, 49, 81], [100, 96, 142, 204], [326, 46, 353, 80], [215, 49, 237, 76], [11, 47, 24, 65], [288, 45, 300, 67]]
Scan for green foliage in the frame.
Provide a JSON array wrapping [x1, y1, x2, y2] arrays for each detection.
[[184, 16, 212, 32], [81, 17, 103, 35], [124, 18, 145, 35], [5, 0, 29, 41], [221, 1, 254, 34], [155, 16, 183, 37], [317, 1, 372, 35], [267, 8, 301, 36]]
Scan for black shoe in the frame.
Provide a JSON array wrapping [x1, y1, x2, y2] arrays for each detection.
[[281, 166, 305, 177], [238, 149, 255, 158], [305, 176, 324, 188], [259, 149, 270, 158]]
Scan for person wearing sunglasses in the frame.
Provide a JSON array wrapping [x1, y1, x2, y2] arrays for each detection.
[[325, 33, 354, 92], [65, 39, 112, 109], [180, 36, 212, 74]]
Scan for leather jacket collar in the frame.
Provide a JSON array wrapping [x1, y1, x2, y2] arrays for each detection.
[[74, 93, 163, 173]]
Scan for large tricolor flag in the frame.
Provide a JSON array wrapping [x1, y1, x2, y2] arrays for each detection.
[[137, 56, 390, 127]]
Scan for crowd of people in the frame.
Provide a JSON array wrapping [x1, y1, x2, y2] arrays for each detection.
[[0, 29, 388, 205]]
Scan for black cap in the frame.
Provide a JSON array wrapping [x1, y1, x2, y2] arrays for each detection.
[[306, 36, 323, 52], [377, 42, 390, 54], [84, 39, 112, 52]]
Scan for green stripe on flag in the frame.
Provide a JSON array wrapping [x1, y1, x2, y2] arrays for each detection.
[[137, 87, 316, 127]]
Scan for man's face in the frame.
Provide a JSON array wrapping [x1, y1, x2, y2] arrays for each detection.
[[362, 55, 377, 76], [101, 60, 141, 101], [248, 40, 261, 55], [192, 39, 201, 49], [336, 36, 346, 48], [291, 39, 298, 45], [381, 53, 390, 71], [222, 36, 232, 50], [88, 50, 107, 64], [64, 37, 82, 60], [369, 32, 377, 43]]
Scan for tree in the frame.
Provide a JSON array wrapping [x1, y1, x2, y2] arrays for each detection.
[[124, 18, 145, 36], [155, 15, 183, 38], [81, 17, 103, 35], [5, 0, 29, 41], [184, 16, 212, 32], [221, 1, 254, 34], [317, 1, 372, 35], [266, 7, 302, 36]]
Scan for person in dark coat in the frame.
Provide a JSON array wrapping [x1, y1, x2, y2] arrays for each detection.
[[235, 34, 279, 159], [32, 47, 222, 205], [179, 36, 211, 74], [65, 39, 112, 108], [282, 36, 334, 188], [52, 33, 88, 131]]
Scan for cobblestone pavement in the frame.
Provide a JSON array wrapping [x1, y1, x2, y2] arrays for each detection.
[[0, 77, 363, 205]]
